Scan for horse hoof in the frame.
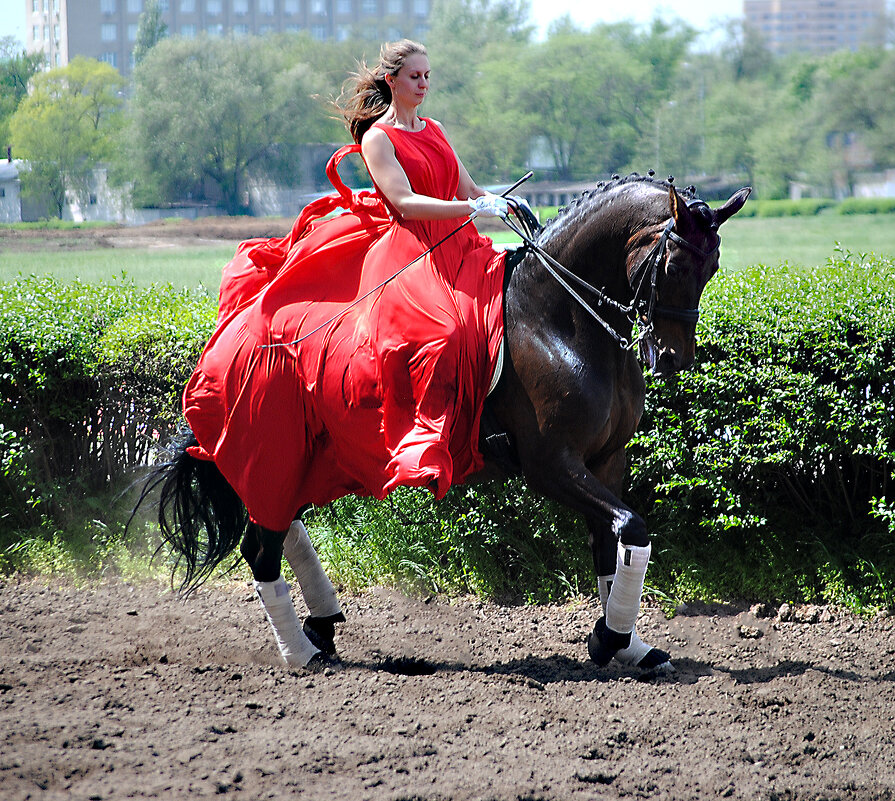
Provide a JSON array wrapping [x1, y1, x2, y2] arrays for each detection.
[[587, 617, 632, 667], [303, 651, 342, 674], [303, 612, 346, 656], [635, 647, 674, 673]]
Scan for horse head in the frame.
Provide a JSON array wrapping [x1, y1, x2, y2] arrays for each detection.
[[635, 185, 751, 377]]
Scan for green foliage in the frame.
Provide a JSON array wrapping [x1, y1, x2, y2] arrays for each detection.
[[312, 480, 590, 602], [627, 252, 895, 610], [0, 276, 214, 535], [8, 57, 125, 218], [0, 38, 44, 149], [837, 198, 895, 215], [132, 0, 169, 66], [750, 199, 837, 217], [127, 35, 342, 213]]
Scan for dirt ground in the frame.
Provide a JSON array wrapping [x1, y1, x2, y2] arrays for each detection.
[[2, 577, 894, 801], [1, 214, 509, 252]]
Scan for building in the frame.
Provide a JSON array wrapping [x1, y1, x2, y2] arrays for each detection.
[[744, 0, 887, 54], [25, 0, 432, 74]]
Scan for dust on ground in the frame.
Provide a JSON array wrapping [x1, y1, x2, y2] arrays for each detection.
[[2, 577, 894, 801]]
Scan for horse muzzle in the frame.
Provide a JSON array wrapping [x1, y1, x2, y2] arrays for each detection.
[[639, 336, 695, 378]]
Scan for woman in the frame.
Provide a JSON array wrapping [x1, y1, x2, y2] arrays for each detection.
[[183, 40, 510, 534]]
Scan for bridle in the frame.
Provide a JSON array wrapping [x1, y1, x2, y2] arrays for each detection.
[[501, 201, 720, 351]]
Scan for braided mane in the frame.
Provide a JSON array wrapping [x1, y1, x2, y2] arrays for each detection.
[[540, 172, 701, 244]]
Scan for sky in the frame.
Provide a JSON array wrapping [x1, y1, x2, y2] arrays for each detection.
[[0, 0, 744, 48]]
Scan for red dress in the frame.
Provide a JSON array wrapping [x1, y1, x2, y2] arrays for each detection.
[[183, 119, 506, 531]]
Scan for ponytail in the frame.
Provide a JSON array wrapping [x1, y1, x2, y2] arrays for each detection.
[[337, 39, 427, 144]]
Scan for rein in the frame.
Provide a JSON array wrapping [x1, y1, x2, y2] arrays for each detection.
[[260, 171, 534, 350], [500, 207, 719, 351]]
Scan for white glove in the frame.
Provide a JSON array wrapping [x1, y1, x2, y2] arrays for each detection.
[[469, 192, 509, 218]]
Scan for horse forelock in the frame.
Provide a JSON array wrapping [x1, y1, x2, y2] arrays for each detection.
[[539, 173, 702, 247]]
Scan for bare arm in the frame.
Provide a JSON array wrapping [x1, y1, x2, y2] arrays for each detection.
[[361, 125, 477, 221]]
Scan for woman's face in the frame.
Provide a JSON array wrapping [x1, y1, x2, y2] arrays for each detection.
[[388, 53, 430, 109]]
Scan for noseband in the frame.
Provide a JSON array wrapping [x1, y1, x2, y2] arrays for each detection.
[[502, 204, 720, 351]]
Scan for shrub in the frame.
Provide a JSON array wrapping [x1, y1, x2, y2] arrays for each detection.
[[0, 276, 214, 532], [627, 250, 895, 610], [837, 198, 895, 215]]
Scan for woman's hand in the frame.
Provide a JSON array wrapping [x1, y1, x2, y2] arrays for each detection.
[[468, 193, 509, 219]]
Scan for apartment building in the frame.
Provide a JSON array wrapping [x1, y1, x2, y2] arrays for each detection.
[[25, 0, 432, 74], [744, 0, 887, 54]]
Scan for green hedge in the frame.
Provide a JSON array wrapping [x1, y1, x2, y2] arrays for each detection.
[[837, 197, 895, 215], [0, 276, 214, 532], [1, 258, 893, 610]]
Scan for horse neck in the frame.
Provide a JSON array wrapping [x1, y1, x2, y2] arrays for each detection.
[[514, 202, 645, 332]]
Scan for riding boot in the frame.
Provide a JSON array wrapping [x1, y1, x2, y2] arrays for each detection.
[[253, 576, 321, 668], [283, 520, 345, 655], [588, 542, 649, 667], [597, 574, 671, 671]]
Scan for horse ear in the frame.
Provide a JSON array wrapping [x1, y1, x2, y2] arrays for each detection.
[[714, 187, 752, 226], [669, 185, 696, 233]]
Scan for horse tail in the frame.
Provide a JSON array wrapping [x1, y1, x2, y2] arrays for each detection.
[[130, 428, 249, 592]]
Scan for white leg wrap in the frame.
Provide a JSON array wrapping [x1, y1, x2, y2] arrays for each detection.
[[599, 574, 653, 666], [254, 577, 320, 667], [282, 520, 342, 618], [605, 542, 650, 636]]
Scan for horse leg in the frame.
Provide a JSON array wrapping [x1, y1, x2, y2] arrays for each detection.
[[282, 519, 345, 656], [240, 524, 323, 668], [587, 450, 671, 672], [589, 520, 671, 671], [519, 444, 655, 667]]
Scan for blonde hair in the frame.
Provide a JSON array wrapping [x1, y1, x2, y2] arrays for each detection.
[[338, 39, 428, 144]]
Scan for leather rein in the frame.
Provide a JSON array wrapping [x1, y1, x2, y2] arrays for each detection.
[[501, 202, 720, 351]]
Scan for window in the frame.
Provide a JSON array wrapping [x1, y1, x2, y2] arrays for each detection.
[[157, 0, 169, 9], [412, 0, 427, 15], [233, 23, 249, 34], [207, 0, 222, 14], [259, 24, 274, 33], [387, 0, 400, 13], [101, 23, 117, 40], [284, 0, 299, 12], [43, 25, 50, 40], [233, 0, 248, 13], [127, 0, 142, 12], [180, 23, 197, 36], [32, 25, 40, 41], [361, 0, 376, 14], [258, 0, 275, 14], [100, 0, 116, 13], [336, 0, 351, 14], [207, 22, 223, 34], [54, 23, 60, 39], [311, 0, 325, 13], [128, 23, 138, 40], [100, 51, 118, 67], [32, 0, 39, 12], [311, 23, 326, 38], [336, 23, 350, 39], [0, 188, 5, 198], [89, 194, 98, 205], [180, 0, 195, 11]]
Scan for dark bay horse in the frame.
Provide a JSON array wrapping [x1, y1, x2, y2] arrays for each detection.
[[140, 174, 750, 673]]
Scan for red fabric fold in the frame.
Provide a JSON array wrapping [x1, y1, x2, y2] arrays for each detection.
[[184, 123, 505, 530]]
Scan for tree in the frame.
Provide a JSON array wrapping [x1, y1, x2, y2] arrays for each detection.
[[128, 35, 341, 213], [9, 57, 125, 217], [132, 0, 168, 67], [0, 38, 44, 153]]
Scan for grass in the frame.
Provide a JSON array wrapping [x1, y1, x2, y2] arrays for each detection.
[[0, 245, 234, 290], [4, 211, 894, 290]]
